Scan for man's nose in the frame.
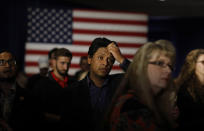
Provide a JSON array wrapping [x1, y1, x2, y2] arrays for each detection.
[[102, 59, 109, 66], [63, 64, 68, 70]]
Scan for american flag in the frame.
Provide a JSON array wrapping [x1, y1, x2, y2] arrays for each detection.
[[25, 7, 148, 76]]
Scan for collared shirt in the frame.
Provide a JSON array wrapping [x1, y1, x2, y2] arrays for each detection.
[[87, 58, 130, 111], [51, 72, 68, 88], [87, 76, 111, 112]]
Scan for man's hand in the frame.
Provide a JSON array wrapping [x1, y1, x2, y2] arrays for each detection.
[[107, 42, 125, 64], [44, 112, 61, 122]]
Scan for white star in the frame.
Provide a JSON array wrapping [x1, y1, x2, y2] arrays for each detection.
[[56, 35, 59, 39], [59, 39, 63, 43], [51, 38, 56, 43]]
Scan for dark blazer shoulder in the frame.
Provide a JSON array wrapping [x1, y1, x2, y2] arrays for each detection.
[[33, 76, 51, 89], [70, 77, 87, 88], [109, 73, 125, 82], [67, 75, 77, 85]]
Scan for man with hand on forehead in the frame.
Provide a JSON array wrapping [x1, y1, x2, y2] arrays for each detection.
[[60, 37, 130, 131]]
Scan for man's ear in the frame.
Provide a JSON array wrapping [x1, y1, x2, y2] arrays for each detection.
[[87, 56, 92, 64], [52, 59, 57, 67]]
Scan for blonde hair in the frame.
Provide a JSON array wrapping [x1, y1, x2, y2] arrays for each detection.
[[107, 40, 177, 129]]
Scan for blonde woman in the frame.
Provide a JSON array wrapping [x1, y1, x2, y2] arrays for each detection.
[[107, 40, 178, 131]]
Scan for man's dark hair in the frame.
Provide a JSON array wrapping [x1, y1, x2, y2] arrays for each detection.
[[48, 48, 58, 59], [54, 48, 72, 59], [88, 37, 116, 57], [0, 49, 9, 54], [0, 49, 13, 55], [0, 49, 16, 61]]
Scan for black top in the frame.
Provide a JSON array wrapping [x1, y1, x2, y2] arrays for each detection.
[[177, 86, 204, 130], [23, 72, 76, 131], [60, 73, 124, 131]]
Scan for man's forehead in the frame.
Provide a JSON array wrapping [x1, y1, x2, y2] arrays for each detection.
[[0, 52, 13, 59], [57, 56, 72, 61], [95, 47, 111, 56]]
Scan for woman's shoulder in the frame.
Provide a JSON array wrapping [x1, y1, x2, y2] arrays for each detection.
[[110, 94, 156, 131], [114, 94, 152, 120], [124, 95, 151, 116]]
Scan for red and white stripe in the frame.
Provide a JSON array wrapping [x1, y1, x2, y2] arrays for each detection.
[[25, 9, 148, 76]]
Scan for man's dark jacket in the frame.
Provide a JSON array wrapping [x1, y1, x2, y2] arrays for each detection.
[[24, 72, 76, 131], [60, 73, 125, 131]]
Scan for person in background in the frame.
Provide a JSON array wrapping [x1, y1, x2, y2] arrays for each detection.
[[21, 56, 49, 131], [48, 47, 58, 71], [26, 56, 49, 90], [38, 56, 49, 77], [60, 37, 130, 131], [107, 40, 178, 131], [0, 50, 26, 131], [74, 56, 89, 81], [175, 49, 204, 130], [25, 48, 76, 131]]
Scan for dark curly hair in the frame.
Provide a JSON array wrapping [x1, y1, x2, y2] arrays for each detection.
[[88, 37, 117, 57]]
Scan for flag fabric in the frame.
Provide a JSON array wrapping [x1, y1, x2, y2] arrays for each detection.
[[25, 7, 148, 76]]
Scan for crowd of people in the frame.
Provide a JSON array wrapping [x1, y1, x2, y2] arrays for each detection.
[[0, 37, 203, 131]]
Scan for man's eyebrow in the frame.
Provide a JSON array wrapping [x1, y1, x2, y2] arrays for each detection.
[[96, 52, 106, 56]]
